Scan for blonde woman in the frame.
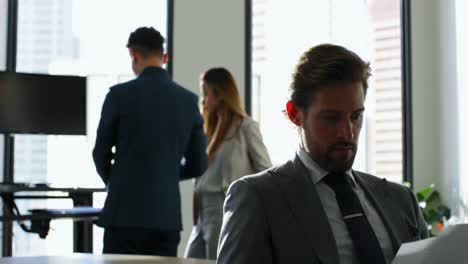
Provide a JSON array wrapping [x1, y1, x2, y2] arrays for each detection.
[[184, 67, 272, 260]]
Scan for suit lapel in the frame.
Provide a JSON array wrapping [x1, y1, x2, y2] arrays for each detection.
[[353, 172, 403, 254], [270, 156, 339, 264]]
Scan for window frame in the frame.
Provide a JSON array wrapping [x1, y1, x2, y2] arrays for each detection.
[[2, 0, 174, 256], [245, 0, 414, 187]]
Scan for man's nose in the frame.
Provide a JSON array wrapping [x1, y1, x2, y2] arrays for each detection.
[[337, 120, 354, 140]]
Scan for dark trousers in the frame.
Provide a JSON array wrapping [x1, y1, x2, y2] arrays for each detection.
[[103, 227, 180, 256]]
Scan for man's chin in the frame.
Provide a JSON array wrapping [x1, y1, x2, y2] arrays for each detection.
[[313, 152, 355, 173], [327, 159, 354, 173], [331, 149, 354, 160]]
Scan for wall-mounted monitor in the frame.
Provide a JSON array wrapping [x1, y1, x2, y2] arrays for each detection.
[[0, 72, 86, 135]]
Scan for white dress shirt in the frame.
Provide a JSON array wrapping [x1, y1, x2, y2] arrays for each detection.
[[297, 149, 394, 264]]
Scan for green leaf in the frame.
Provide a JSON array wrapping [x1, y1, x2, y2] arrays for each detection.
[[416, 184, 451, 236], [426, 190, 440, 204], [426, 209, 439, 223], [437, 206, 451, 220], [417, 185, 434, 201]]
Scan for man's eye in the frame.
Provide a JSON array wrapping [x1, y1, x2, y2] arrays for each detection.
[[351, 113, 363, 121]]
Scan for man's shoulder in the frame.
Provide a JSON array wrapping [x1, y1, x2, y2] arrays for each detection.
[[239, 167, 272, 184], [173, 82, 198, 101], [108, 79, 198, 100], [233, 161, 292, 190], [354, 171, 382, 182], [227, 168, 276, 203], [108, 79, 137, 94], [354, 170, 411, 193]]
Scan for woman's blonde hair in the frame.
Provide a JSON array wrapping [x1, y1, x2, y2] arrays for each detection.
[[201, 68, 246, 163]]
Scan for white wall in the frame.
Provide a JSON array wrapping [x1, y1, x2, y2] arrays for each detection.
[[411, 0, 463, 218], [172, 0, 246, 256], [172, 0, 246, 99]]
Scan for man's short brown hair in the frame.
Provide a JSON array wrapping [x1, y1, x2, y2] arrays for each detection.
[[290, 44, 371, 109]]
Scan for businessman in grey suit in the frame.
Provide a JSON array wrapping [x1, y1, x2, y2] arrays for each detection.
[[217, 44, 428, 264]]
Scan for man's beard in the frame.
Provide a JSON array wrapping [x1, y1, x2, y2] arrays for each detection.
[[310, 142, 357, 173]]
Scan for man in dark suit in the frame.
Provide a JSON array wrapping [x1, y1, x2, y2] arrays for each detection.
[[93, 27, 207, 256], [217, 44, 428, 264]]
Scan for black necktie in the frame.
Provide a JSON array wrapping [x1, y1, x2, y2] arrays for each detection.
[[323, 172, 386, 264]]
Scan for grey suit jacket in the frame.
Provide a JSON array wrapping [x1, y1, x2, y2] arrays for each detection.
[[217, 155, 428, 264]]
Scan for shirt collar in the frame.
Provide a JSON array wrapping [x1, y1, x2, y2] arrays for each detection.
[[297, 148, 356, 186], [138, 66, 167, 77]]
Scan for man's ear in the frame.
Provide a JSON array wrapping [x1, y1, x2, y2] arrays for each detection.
[[129, 48, 138, 62], [286, 101, 302, 126], [162, 53, 168, 64]]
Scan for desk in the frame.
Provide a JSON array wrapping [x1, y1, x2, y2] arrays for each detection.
[[0, 254, 215, 264], [0, 183, 105, 206], [0, 183, 105, 255]]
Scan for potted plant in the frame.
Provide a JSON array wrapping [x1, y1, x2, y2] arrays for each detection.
[[416, 184, 451, 236]]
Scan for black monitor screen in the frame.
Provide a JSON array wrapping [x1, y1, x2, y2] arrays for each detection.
[[0, 72, 86, 135]]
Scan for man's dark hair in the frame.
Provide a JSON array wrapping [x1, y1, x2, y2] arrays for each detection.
[[290, 44, 371, 109], [126, 27, 164, 57]]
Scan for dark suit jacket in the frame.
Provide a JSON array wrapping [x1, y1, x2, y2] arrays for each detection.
[[93, 66, 207, 230], [217, 155, 428, 264]]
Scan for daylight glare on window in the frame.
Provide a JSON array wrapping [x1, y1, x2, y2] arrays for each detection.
[[13, 0, 167, 256], [252, 0, 404, 183]]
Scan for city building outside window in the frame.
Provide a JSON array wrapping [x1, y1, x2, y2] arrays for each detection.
[[251, 0, 404, 183], [13, 0, 167, 256]]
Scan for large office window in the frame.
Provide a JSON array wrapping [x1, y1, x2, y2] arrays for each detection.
[[13, 0, 167, 256], [0, 0, 7, 252], [252, 0, 404, 183]]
